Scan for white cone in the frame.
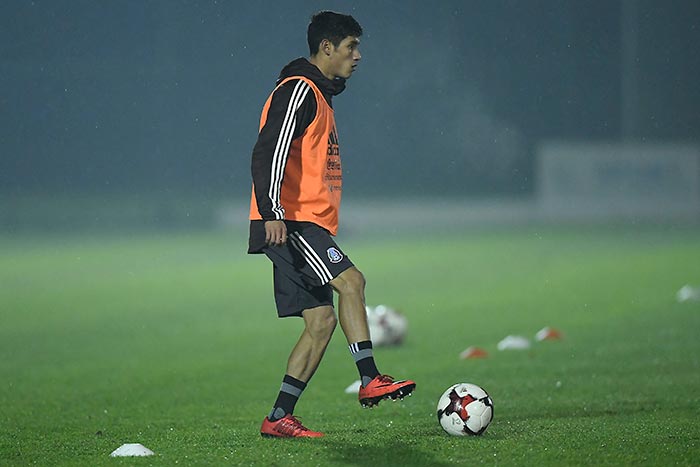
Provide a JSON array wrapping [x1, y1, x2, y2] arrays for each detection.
[[344, 379, 362, 394], [497, 335, 531, 350], [677, 285, 700, 302], [109, 443, 154, 457]]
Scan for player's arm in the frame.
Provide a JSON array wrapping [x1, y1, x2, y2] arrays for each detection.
[[251, 79, 317, 224]]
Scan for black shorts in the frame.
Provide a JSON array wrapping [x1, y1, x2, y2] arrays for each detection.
[[262, 221, 354, 318]]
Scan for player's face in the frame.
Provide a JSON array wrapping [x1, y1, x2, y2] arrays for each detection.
[[329, 36, 361, 79]]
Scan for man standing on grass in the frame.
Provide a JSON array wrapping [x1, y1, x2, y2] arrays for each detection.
[[248, 11, 415, 438]]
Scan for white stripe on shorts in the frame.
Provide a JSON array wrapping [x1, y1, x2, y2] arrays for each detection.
[[289, 232, 333, 284]]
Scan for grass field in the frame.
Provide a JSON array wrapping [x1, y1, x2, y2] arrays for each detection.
[[1, 225, 699, 466]]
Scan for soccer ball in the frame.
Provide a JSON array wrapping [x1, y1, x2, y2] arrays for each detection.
[[366, 305, 407, 346], [437, 383, 493, 436]]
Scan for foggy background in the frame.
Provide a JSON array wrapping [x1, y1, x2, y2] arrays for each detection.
[[1, 0, 699, 231]]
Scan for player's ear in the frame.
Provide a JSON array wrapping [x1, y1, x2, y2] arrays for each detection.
[[320, 38, 333, 56]]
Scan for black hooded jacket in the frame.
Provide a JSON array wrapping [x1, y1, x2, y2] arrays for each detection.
[[248, 58, 347, 253]]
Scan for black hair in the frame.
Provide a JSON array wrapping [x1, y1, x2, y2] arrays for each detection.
[[307, 11, 363, 56]]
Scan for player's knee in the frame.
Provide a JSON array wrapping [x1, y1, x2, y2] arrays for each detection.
[[331, 267, 365, 296], [305, 307, 337, 339]]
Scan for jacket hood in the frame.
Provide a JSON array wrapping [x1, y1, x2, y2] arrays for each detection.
[[277, 57, 347, 96]]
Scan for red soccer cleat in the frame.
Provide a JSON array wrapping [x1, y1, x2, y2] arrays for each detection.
[[260, 414, 324, 438], [358, 374, 416, 408]]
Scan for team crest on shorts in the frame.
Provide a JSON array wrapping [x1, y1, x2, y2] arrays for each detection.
[[327, 247, 343, 264]]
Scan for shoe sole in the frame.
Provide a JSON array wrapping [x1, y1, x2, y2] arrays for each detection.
[[260, 432, 324, 438], [359, 383, 416, 408]]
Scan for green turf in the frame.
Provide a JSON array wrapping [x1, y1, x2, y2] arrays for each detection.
[[1, 226, 699, 466]]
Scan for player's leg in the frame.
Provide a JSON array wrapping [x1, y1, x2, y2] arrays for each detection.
[[287, 305, 337, 383], [330, 267, 416, 408], [260, 243, 335, 438], [329, 267, 369, 343], [261, 305, 336, 438]]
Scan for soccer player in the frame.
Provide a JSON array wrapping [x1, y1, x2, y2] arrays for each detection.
[[248, 11, 416, 438]]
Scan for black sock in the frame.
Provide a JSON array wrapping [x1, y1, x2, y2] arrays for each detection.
[[349, 340, 380, 387], [268, 375, 307, 421]]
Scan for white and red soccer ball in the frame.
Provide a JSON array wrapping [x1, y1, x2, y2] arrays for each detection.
[[366, 305, 407, 346], [437, 383, 494, 436]]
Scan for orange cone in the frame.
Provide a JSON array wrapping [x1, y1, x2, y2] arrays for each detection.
[[535, 327, 563, 341], [460, 346, 489, 359]]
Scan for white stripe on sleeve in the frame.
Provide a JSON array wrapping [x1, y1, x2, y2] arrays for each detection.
[[268, 80, 311, 219]]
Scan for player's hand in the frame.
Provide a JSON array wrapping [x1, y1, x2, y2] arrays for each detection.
[[265, 220, 287, 246]]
